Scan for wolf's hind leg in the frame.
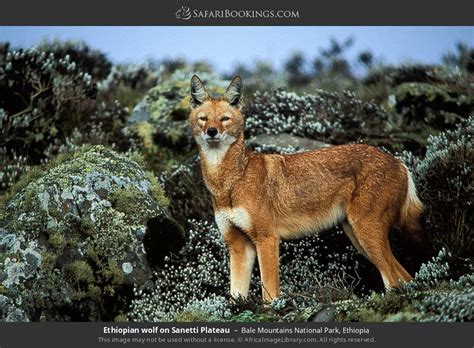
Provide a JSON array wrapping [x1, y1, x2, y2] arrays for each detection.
[[342, 221, 369, 260], [347, 216, 412, 289]]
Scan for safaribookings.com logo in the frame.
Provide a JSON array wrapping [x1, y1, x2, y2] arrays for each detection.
[[175, 6, 299, 20]]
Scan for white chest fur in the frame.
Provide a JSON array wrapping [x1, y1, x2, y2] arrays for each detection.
[[215, 207, 252, 234], [196, 133, 236, 168], [201, 145, 230, 167]]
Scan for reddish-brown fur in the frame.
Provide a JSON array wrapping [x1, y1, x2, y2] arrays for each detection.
[[188, 75, 423, 302]]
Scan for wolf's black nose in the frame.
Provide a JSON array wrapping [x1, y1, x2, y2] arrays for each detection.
[[207, 127, 218, 137]]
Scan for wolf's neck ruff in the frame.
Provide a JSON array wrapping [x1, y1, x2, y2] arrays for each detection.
[[197, 135, 249, 199], [196, 133, 238, 167]]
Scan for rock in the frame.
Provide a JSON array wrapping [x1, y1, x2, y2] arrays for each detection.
[[248, 133, 330, 152], [0, 145, 184, 321], [308, 306, 336, 322], [389, 81, 472, 129], [127, 71, 227, 151], [0, 295, 29, 322]]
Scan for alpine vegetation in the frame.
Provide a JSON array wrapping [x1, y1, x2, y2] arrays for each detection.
[[0, 39, 472, 322]]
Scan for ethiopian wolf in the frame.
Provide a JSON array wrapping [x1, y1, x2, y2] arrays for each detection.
[[188, 75, 423, 302]]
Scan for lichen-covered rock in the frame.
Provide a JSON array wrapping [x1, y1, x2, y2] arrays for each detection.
[[128, 71, 226, 150], [389, 82, 473, 129], [0, 145, 183, 321]]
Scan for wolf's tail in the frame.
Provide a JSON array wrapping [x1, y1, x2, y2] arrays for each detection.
[[400, 166, 424, 243]]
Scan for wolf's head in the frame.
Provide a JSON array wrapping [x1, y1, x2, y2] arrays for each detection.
[[188, 75, 244, 149]]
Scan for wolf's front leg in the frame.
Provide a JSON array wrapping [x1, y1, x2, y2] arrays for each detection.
[[223, 226, 256, 299], [256, 235, 280, 303]]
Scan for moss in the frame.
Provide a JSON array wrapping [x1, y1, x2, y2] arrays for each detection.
[[231, 310, 278, 322], [394, 83, 460, 104], [87, 284, 102, 301], [101, 259, 124, 286], [1, 127, 181, 322], [173, 309, 215, 322], [0, 145, 106, 210], [48, 230, 65, 250], [145, 171, 169, 208], [347, 308, 385, 322], [64, 261, 94, 286], [65, 236, 80, 249], [85, 244, 99, 262], [368, 291, 408, 314], [110, 187, 146, 215], [0, 166, 43, 208], [91, 209, 133, 260], [41, 252, 58, 273], [127, 151, 148, 169], [114, 313, 129, 322], [135, 122, 158, 153], [384, 311, 421, 322]]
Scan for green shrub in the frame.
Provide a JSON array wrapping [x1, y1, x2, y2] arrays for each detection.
[[159, 157, 213, 228], [0, 45, 96, 164], [410, 116, 473, 256], [245, 88, 389, 141], [37, 40, 112, 81]]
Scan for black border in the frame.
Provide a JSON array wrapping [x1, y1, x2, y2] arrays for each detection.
[[0, 0, 473, 25]]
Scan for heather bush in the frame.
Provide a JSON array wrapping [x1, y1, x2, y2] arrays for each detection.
[[129, 220, 229, 321], [442, 42, 474, 73], [242, 87, 425, 154], [405, 116, 473, 257], [0, 46, 96, 163], [98, 62, 161, 108], [0, 147, 31, 192], [0, 43, 146, 193], [332, 249, 473, 322], [37, 40, 112, 81], [310, 37, 359, 92], [159, 157, 213, 228], [244, 88, 389, 145], [42, 100, 138, 161], [128, 219, 364, 322], [226, 60, 284, 97], [389, 81, 472, 130], [363, 64, 447, 91]]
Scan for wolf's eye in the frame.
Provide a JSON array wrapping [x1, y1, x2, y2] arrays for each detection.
[[199, 116, 208, 121], [220, 116, 230, 122]]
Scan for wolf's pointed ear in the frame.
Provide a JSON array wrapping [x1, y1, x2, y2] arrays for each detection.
[[190, 75, 210, 108], [224, 76, 243, 109]]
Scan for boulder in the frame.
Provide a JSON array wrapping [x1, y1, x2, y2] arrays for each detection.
[[128, 71, 226, 151], [0, 145, 183, 321], [389, 82, 472, 129]]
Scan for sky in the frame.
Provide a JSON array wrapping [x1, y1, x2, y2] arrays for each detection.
[[0, 26, 473, 73]]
